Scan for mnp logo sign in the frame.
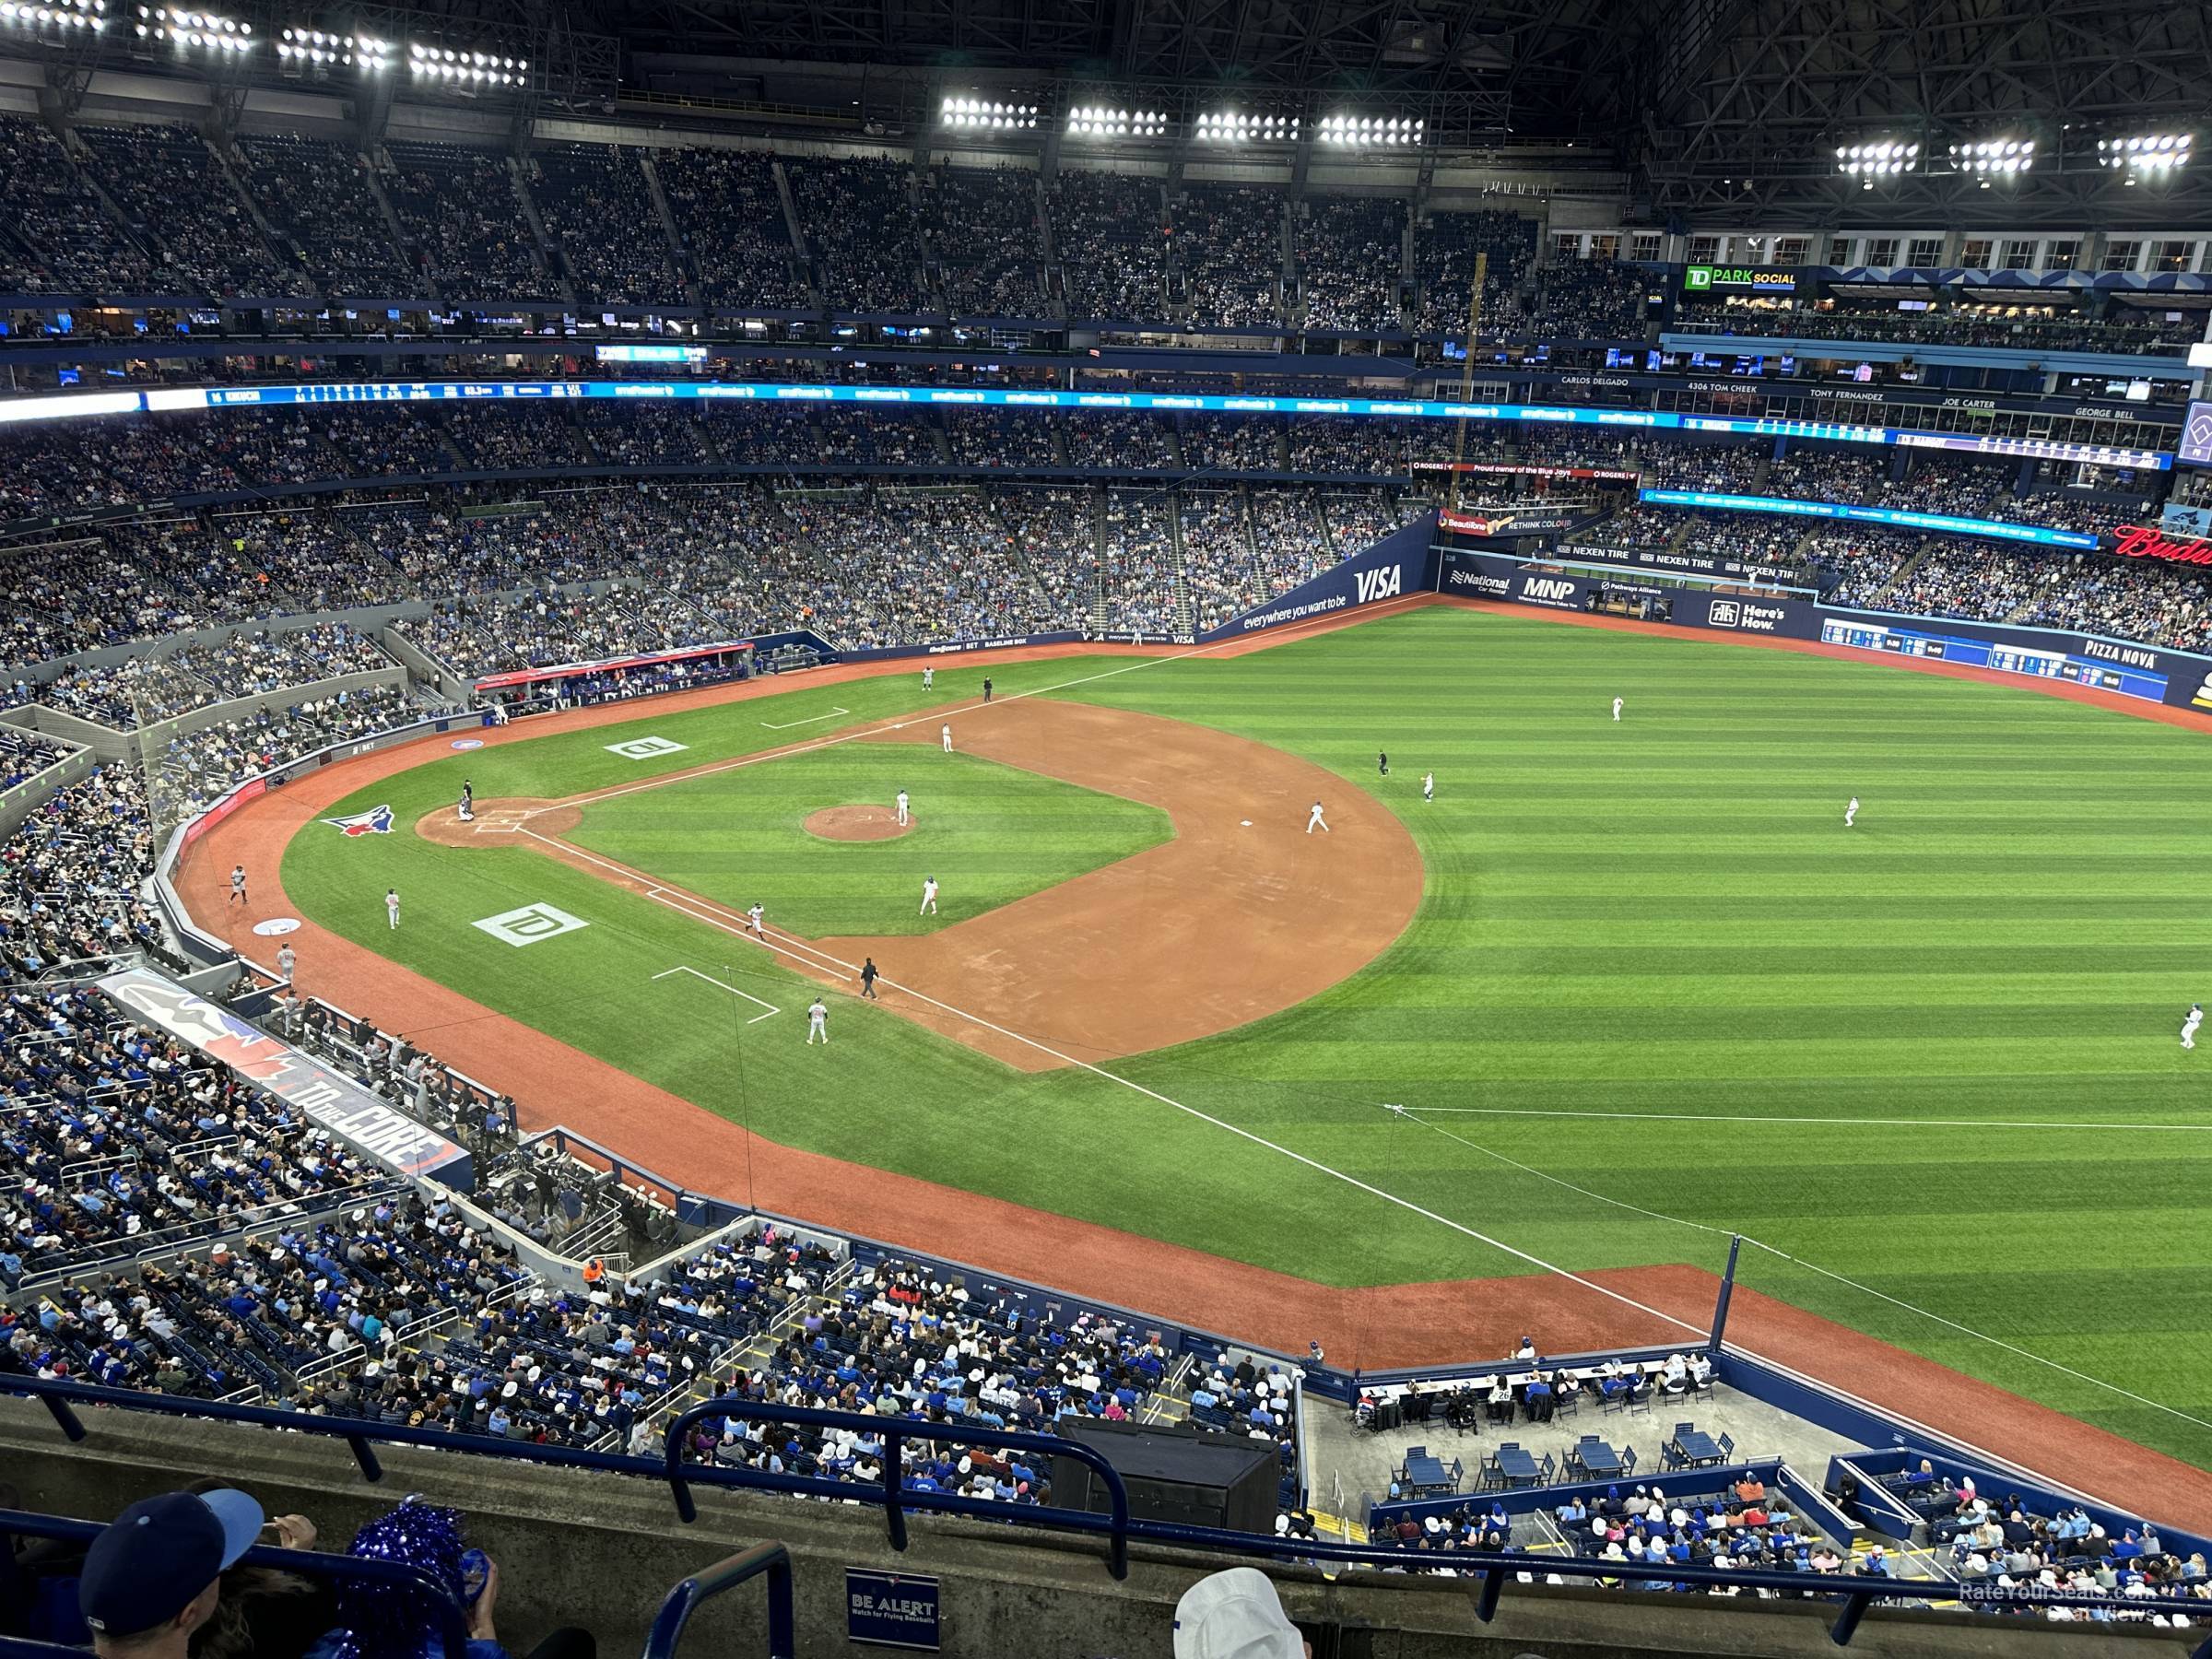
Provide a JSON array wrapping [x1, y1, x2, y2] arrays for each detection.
[[605, 735, 688, 760], [1354, 564, 1404, 604], [474, 903, 591, 947]]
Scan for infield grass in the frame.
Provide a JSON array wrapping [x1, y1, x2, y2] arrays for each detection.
[[281, 609, 2212, 1469], [565, 746, 1169, 936]]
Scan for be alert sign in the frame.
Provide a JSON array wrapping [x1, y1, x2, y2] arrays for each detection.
[[846, 1570, 940, 1651]]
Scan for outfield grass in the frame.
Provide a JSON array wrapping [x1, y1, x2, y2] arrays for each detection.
[[281, 613, 2212, 1469], [565, 745, 1170, 936]]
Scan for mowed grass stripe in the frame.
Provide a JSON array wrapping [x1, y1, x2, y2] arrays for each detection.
[[285, 608, 2212, 1469]]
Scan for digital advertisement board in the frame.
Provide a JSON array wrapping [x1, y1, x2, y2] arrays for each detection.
[[1639, 488, 2103, 549], [0, 380, 2164, 468]]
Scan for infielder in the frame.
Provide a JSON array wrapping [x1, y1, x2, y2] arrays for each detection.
[[895, 790, 910, 827], [1612, 696, 1624, 723], [276, 942, 297, 981], [1306, 800, 1330, 834], [1844, 795, 1859, 829], [1422, 771, 1434, 803], [920, 876, 939, 915], [806, 996, 830, 1044], [2184, 1003, 2203, 1051], [941, 724, 953, 753], [747, 903, 764, 937], [385, 888, 401, 929], [229, 865, 247, 906]]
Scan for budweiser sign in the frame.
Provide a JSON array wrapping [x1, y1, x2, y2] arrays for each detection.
[[2112, 524, 2212, 566]]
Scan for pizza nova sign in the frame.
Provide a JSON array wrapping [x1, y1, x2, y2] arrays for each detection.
[[2111, 524, 2212, 566]]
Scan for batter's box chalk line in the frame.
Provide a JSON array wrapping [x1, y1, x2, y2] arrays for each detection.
[[652, 964, 781, 1023]]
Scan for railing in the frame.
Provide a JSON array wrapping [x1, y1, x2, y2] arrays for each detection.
[[661, 1396, 1133, 1582], [0, 1506, 469, 1659], [643, 1543, 794, 1659], [10, 1373, 2212, 1649]]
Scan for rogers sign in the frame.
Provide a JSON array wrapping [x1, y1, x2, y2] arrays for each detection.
[[2112, 524, 2212, 566]]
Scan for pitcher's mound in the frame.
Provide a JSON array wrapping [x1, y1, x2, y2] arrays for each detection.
[[805, 805, 913, 842]]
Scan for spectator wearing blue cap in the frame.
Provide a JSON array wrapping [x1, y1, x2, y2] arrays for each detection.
[[78, 1488, 268, 1657]]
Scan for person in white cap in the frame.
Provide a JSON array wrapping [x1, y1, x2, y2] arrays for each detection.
[[1172, 1568, 1310, 1659]]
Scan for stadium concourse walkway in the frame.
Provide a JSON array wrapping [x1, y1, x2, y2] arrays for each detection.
[[176, 597, 2212, 1537]]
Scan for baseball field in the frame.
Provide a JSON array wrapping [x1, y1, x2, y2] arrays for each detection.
[[254, 601, 2211, 1473]]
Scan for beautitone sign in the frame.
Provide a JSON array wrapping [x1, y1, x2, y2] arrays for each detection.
[[98, 967, 474, 1188]]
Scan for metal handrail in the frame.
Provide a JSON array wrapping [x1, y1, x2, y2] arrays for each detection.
[[642, 1543, 794, 1659], [9, 1373, 2212, 1648], [0, 1507, 470, 1659], [661, 1396, 1133, 1582]]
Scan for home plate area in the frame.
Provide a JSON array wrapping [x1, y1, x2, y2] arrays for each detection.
[[416, 799, 582, 845]]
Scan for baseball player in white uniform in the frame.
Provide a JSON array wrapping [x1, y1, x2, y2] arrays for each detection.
[[2184, 1003, 2203, 1051], [895, 790, 910, 827], [1844, 795, 1859, 829], [229, 865, 247, 907], [276, 942, 297, 981], [385, 888, 401, 929], [941, 724, 953, 753], [747, 903, 764, 937], [1306, 800, 1330, 834], [806, 997, 830, 1043], [920, 877, 939, 915], [1612, 696, 1624, 723], [1422, 771, 1434, 803], [923, 666, 934, 692]]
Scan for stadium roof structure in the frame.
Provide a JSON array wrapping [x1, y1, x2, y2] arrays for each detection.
[[6, 0, 2207, 224]]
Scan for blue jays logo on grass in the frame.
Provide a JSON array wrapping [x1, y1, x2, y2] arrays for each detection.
[[323, 804, 395, 837]]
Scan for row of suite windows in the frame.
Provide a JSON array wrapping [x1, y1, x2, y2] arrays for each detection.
[[1547, 231, 2207, 276]]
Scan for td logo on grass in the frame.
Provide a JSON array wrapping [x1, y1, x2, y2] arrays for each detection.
[[605, 735, 688, 760], [473, 903, 591, 947]]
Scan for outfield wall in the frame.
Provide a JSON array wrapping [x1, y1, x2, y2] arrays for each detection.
[[1201, 518, 1441, 641], [1437, 547, 2212, 720]]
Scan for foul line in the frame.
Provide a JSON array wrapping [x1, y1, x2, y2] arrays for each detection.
[[1382, 1103, 2212, 1438], [760, 705, 850, 730], [650, 964, 780, 1023], [492, 600, 1701, 1345], [522, 828, 855, 982], [525, 594, 1433, 821], [853, 970, 1710, 1345], [1404, 1105, 2212, 1134]]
